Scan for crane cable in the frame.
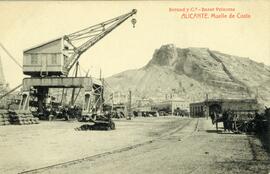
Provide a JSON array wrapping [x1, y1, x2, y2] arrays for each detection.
[[0, 84, 22, 100], [0, 42, 22, 69], [0, 43, 23, 100]]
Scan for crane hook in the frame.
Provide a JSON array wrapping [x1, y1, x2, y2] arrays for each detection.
[[131, 18, 137, 28]]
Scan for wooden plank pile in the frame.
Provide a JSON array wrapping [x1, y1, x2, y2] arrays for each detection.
[[9, 110, 39, 125], [0, 110, 39, 126], [0, 110, 11, 126]]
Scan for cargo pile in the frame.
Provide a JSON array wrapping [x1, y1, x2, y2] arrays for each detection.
[[0, 110, 39, 126], [0, 110, 11, 126], [9, 110, 39, 125]]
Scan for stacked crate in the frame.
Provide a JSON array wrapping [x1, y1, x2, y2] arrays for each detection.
[[0, 110, 11, 126], [9, 110, 39, 125]]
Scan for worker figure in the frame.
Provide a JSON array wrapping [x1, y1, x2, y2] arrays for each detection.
[[222, 110, 229, 132], [63, 106, 69, 121], [216, 112, 219, 131], [254, 111, 264, 133], [210, 112, 215, 124], [226, 110, 234, 132], [212, 112, 219, 131], [48, 106, 54, 121]]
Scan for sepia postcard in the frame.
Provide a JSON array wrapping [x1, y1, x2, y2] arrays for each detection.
[[0, 1, 269, 174]]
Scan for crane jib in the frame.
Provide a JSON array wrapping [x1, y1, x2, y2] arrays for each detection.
[[63, 9, 137, 75]]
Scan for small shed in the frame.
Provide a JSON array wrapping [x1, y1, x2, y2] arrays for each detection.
[[23, 37, 71, 76]]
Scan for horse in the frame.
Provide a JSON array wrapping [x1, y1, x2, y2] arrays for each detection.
[[210, 112, 224, 131]]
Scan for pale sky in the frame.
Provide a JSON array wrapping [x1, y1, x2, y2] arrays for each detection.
[[0, 1, 269, 88]]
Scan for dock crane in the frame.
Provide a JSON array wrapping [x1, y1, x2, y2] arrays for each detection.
[[18, 9, 137, 129], [23, 9, 137, 77]]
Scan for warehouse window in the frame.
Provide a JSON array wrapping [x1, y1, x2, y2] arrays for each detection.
[[31, 54, 38, 64], [51, 54, 57, 64]]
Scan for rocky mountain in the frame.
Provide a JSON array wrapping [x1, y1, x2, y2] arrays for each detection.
[[106, 44, 270, 107]]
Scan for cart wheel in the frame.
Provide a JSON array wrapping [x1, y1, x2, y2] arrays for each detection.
[[110, 121, 116, 130]]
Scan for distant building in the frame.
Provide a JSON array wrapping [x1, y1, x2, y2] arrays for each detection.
[[190, 98, 259, 117], [113, 91, 127, 105], [133, 99, 152, 114], [152, 98, 189, 114], [189, 102, 205, 117], [112, 103, 126, 113]]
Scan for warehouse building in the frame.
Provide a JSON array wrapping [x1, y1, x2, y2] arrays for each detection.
[[190, 98, 259, 117]]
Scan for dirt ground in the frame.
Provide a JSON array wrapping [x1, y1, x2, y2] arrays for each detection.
[[0, 117, 269, 174]]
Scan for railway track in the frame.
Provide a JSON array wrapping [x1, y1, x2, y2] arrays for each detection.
[[19, 118, 199, 174]]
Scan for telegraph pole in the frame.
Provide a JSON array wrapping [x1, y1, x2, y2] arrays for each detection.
[[126, 90, 132, 119]]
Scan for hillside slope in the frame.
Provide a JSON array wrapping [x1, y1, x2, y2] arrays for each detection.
[[106, 44, 270, 106]]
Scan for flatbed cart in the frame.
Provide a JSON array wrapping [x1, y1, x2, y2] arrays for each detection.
[[78, 113, 116, 130]]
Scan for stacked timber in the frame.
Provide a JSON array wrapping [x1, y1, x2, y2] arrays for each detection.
[[0, 110, 11, 126], [9, 110, 39, 125]]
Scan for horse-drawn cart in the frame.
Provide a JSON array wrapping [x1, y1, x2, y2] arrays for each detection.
[[211, 109, 268, 134]]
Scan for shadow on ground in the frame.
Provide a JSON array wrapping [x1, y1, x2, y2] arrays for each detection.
[[257, 131, 270, 156], [75, 124, 112, 131], [213, 160, 270, 174], [206, 130, 222, 133]]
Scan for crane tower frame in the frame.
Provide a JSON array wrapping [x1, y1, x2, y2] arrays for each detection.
[[18, 9, 137, 123]]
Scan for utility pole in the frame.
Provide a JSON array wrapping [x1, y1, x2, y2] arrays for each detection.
[[126, 90, 132, 119], [129, 90, 132, 113], [99, 69, 104, 113], [101, 77, 104, 112], [99, 68, 102, 81], [111, 93, 114, 112], [205, 93, 209, 119]]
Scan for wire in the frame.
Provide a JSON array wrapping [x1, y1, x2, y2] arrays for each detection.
[[0, 84, 22, 100], [0, 43, 22, 69]]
